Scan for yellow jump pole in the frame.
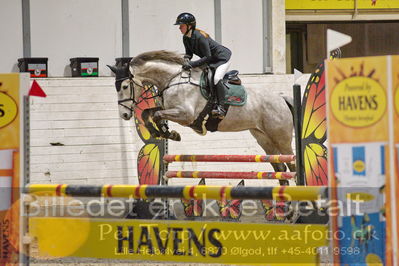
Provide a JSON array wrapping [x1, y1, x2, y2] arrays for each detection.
[[25, 184, 326, 201]]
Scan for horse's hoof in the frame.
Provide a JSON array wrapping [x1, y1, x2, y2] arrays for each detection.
[[169, 130, 181, 141], [193, 128, 205, 135]]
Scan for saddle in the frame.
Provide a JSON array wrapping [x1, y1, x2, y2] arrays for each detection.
[[204, 68, 241, 86], [189, 68, 247, 135], [223, 70, 241, 85], [200, 68, 247, 106]]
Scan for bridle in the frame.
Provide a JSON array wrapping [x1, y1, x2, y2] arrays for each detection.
[[115, 76, 146, 112], [116, 68, 200, 112]]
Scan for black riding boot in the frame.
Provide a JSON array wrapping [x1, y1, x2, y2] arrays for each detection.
[[211, 80, 227, 119]]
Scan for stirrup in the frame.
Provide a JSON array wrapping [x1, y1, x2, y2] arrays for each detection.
[[211, 106, 226, 119]]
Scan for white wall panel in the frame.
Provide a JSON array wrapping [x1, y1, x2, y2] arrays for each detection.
[[30, 78, 140, 185], [129, 0, 214, 56], [1, 1, 282, 76], [0, 0, 23, 73], [30, 0, 122, 77], [221, 0, 263, 74]]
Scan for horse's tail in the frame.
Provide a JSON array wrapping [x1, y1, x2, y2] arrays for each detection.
[[282, 96, 295, 124]]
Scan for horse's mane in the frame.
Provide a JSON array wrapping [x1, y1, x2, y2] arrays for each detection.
[[131, 50, 185, 66]]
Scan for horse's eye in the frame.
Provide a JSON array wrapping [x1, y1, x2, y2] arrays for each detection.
[[122, 85, 129, 90]]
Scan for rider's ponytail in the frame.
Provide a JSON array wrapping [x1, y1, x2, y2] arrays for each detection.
[[196, 29, 209, 38]]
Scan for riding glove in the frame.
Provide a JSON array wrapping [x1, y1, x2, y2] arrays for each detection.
[[182, 62, 192, 70]]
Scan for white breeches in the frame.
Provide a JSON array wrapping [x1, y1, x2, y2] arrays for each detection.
[[213, 60, 231, 84]]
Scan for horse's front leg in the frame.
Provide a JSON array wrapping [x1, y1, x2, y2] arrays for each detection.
[[153, 108, 194, 142], [141, 108, 163, 138], [154, 118, 181, 142], [142, 107, 180, 141]]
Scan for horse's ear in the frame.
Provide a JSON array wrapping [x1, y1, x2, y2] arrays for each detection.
[[107, 65, 117, 74]]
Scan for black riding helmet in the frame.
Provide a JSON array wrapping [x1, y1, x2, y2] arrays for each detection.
[[174, 12, 196, 30]]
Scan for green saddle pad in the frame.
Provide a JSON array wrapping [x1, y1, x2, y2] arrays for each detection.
[[200, 72, 247, 106]]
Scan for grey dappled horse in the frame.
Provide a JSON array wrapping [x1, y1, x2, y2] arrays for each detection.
[[108, 50, 295, 176]]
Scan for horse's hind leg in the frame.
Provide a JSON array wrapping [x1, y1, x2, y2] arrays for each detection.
[[249, 129, 289, 184], [250, 129, 293, 221], [276, 140, 296, 173]]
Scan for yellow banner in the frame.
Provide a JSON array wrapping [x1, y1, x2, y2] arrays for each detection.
[[0, 74, 22, 265], [326, 56, 388, 143], [0, 74, 20, 149], [29, 217, 328, 265], [326, 56, 389, 264], [286, 0, 399, 10], [389, 55, 399, 266]]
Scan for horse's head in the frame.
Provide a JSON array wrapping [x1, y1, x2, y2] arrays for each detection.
[[107, 64, 142, 120], [108, 51, 190, 120]]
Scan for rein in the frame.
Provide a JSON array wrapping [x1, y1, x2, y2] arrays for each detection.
[[117, 68, 200, 110], [164, 70, 200, 91]]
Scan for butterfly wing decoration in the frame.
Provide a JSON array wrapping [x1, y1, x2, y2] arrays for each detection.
[[137, 143, 162, 185], [261, 199, 287, 221], [217, 180, 244, 221], [261, 199, 275, 221], [134, 85, 166, 186], [301, 62, 328, 186], [181, 178, 205, 218], [133, 85, 162, 143]]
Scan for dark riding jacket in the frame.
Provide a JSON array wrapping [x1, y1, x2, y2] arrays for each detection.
[[183, 29, 231, 69]]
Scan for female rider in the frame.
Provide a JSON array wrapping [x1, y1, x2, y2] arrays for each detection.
[[174, 12, 232, 119]]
